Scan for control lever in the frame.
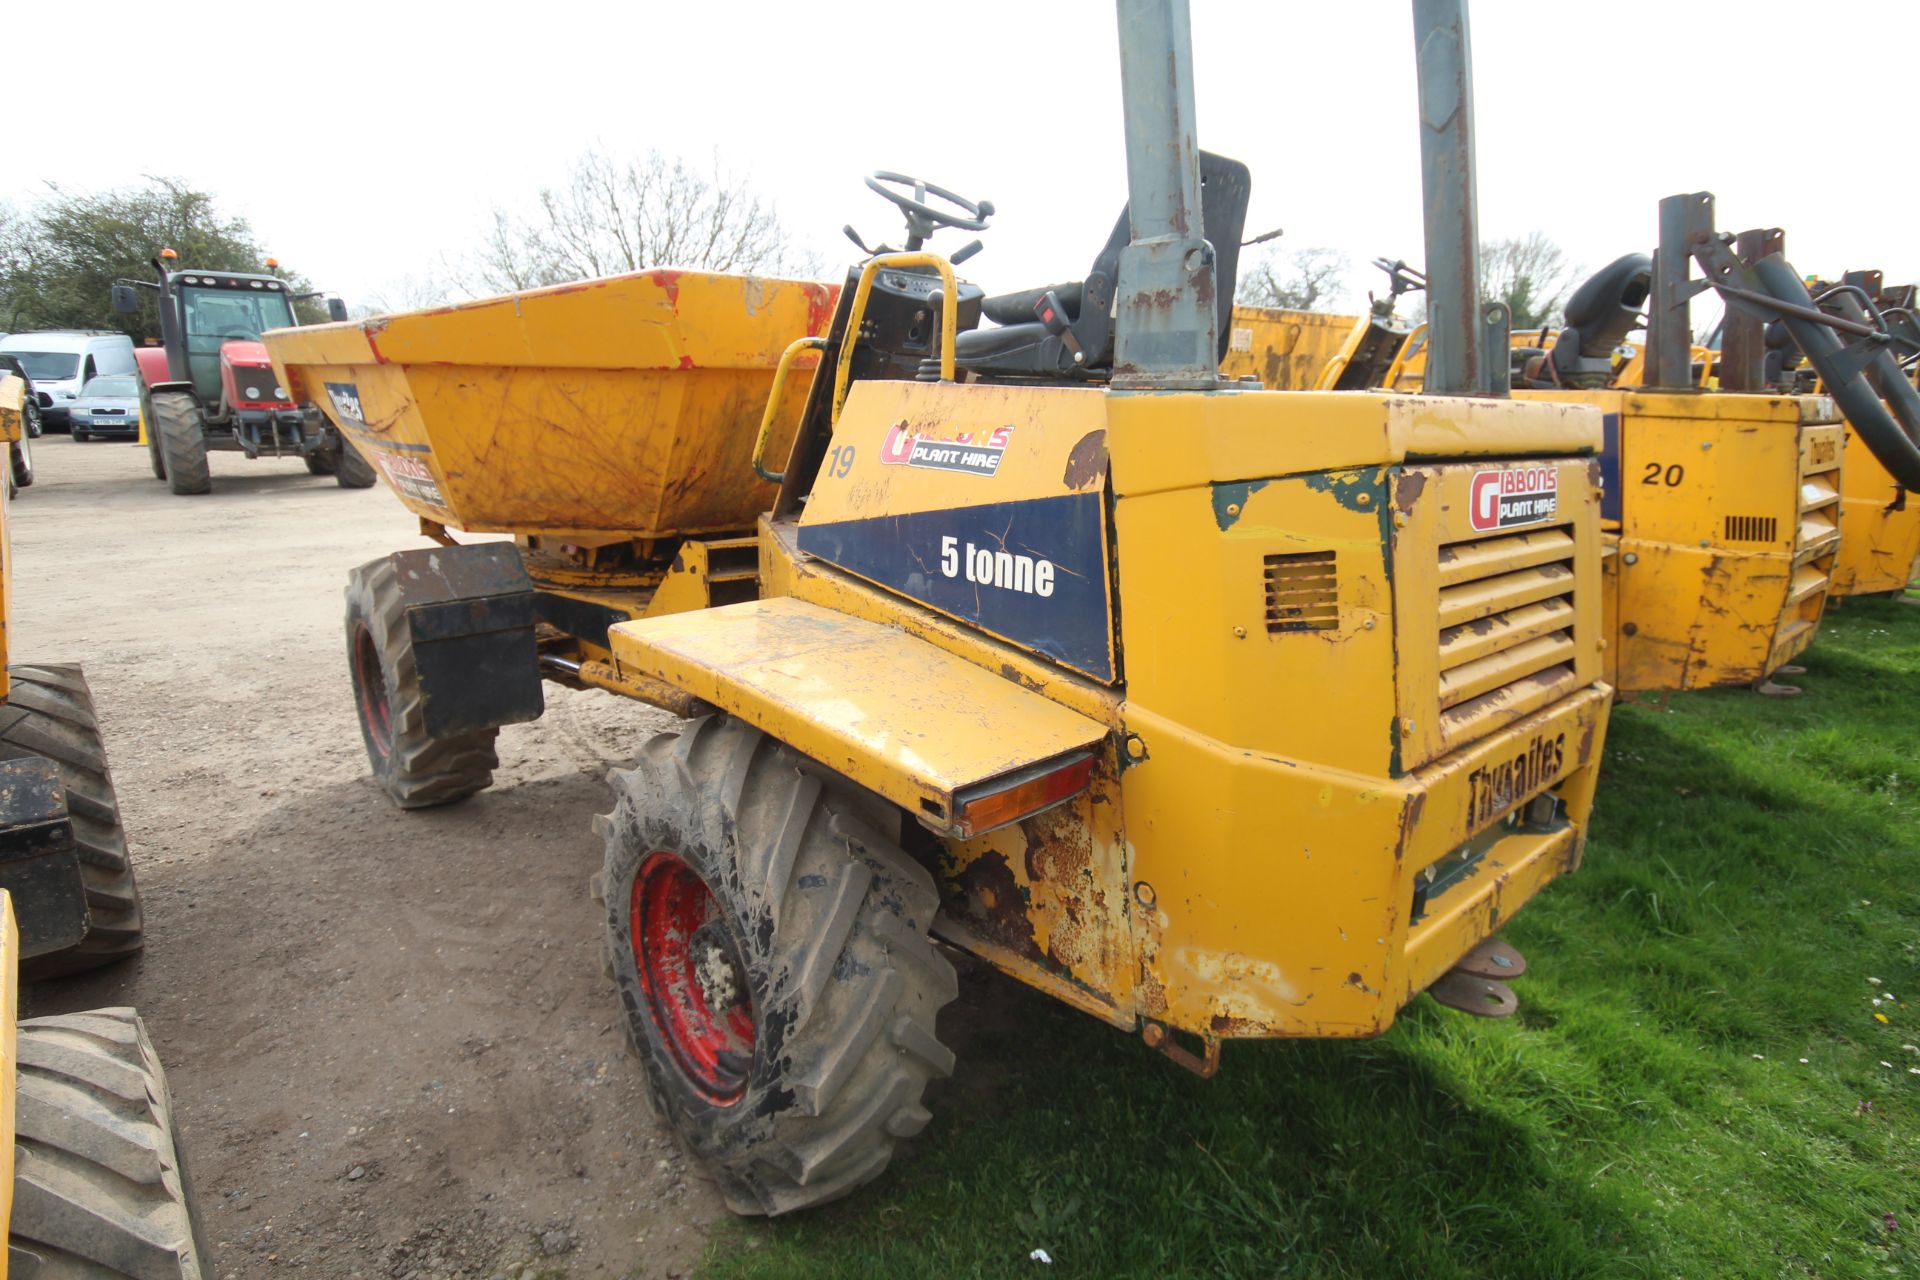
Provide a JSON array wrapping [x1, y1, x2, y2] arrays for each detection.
[[843, 225, 892, 257], [1035, 290, 1084, 365], [950, 239, 984, 266]]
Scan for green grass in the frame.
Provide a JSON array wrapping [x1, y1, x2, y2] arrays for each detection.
[[702, 599, 1920, 1279]]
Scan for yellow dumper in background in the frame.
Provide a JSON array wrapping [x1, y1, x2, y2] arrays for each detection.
[[1238, 206, 1876, 698], [1222, 257, 1427, 391], [1778, 273, 1920, 598], [0, 374, 204, 1275]]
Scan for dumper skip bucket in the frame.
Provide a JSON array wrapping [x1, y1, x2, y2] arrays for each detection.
[[264, 270, 838, 540]]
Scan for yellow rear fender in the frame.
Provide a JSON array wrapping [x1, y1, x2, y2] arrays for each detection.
[[609, 597, 1110, 838]]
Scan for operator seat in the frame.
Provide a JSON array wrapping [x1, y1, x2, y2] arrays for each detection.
[[1544, 252, 1651, 386], [940, 152, 1251, 380]]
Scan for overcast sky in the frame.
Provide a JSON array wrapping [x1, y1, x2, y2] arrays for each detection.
[[12, 1, 1920, 318]]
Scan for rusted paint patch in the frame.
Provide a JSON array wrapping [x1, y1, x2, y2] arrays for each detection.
[[939, 755, 1132, 1013], [804, 283, 839, 337], [1393, 469, 1428, 512], [651, 269, 682, 306], [998, 662, 1047, 695], [1062, 429, 1109, 489], [1393, 789, 1425, 863]]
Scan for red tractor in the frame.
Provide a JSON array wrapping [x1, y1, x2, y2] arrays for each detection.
[[112, 251, 376, 495]]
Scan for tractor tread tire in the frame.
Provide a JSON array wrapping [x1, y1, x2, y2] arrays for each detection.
[[333, 440, 377, 489], [344, 557, 498, 809], [303, 453, 335, 477], [8, 1008, 208, 1278], [601, 715, 957, 1217], [150, 393, 209, 497], [0, 665, 143, 979]]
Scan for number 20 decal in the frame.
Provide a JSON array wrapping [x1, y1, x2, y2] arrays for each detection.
[[1641, 462, 1685, 487]]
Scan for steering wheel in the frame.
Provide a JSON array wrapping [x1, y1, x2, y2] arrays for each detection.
[[865, 171, 993, 243]]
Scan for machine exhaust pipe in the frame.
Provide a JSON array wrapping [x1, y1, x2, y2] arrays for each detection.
[[1110, 0, 1220, 389], [1410, 0, 1506, 398]]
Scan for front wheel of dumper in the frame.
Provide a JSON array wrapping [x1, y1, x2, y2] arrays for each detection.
[[333, 438, 377, 489], [344, 556, 498, 809], [598, 716, 957, 1216]]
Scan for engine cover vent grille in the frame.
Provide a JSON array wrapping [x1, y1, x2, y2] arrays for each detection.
[[1724, 514, 1779, 544], [1264, 552, 1338, 633]]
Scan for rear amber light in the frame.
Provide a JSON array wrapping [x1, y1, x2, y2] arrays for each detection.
[[950, 751, 1095, 838]]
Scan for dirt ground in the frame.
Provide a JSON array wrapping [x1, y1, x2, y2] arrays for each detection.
[[12, 435, 725, 1278]]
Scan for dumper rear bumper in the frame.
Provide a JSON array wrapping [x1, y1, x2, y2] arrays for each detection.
[[1123, 683, 1611, 1040]]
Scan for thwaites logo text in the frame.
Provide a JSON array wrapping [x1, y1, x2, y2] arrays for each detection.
[[325, 381, 368, 427], [879, 422, 1012, 477], [1468, 466, 1559, 532], [1465, 732, 1566, 829]]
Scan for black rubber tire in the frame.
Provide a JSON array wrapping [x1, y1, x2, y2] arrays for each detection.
[[333, 438, 377, 489], [150, 392, 209, 497], [9, 1008, 209, 1277], [303, 452, 335, 476], [140, 387, 165, 481], [24, 398, 42, 439], [13, 435, 33, 490], [0, 665, 144, 980], [71, 431, 88, 444], [598, 716, 957, 1216], [343, 557, 498, 809]]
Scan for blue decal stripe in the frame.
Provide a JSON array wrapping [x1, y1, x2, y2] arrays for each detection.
[[799, 492, 1115, 682], [1599, 412, 1621, 522], [337, 421, 434, 453]]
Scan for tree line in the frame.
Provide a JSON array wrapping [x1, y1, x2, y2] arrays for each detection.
[[3, 158, 1579, 335], [0, 178, 334, 337], [0, 151, 815, 333]]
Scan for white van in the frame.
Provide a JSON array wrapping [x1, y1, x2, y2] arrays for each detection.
[[0, 332, 137, 430]]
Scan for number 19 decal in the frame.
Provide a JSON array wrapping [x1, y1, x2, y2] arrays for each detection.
[[828, 445, 855, 478]]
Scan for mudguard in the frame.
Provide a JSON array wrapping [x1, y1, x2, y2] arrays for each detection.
[[382, 544, 544, 738], [608, 597, 1110, 837], [0, 758, 88, 958]]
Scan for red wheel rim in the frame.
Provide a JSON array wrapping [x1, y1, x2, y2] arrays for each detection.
[[351, 624, 393, 759], [631, 850, 754, 1105]]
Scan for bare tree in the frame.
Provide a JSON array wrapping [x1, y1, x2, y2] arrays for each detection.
[[355, 271, 457, 318], [1237, 245, 1351, 311], [466, 149, 816, 294], [1481, 233, 1578, 329]]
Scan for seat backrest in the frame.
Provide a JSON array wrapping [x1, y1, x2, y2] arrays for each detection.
[[1559, 253, 1651, 359], [1080, 152, 1251, 364]]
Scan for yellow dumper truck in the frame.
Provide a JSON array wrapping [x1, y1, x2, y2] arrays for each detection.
[[0, 374, 204, 1274], [1772, 272, 1920, 598], [270, 0, 1614, 1214], [1237, 204, 1920, 698]]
